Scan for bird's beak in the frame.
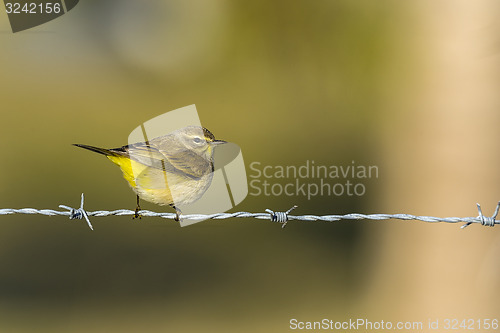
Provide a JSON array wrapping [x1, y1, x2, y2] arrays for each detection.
[[212, 140, 227, 145]]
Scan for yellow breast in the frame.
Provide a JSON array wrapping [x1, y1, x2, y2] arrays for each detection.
[[106, 155, 212, 206]]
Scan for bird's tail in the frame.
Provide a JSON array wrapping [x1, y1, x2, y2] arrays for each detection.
[[73, 144, 121, 157]]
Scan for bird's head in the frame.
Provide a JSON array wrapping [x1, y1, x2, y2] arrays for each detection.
[[176, 126, 226, 159]]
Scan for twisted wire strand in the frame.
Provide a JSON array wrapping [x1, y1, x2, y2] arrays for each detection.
[[0, 194, 498, 230]]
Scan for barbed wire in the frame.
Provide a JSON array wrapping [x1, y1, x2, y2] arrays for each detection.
[[0, 194, 498, 230]]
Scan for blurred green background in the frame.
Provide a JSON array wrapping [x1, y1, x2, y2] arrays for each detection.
[[1, 1, 499, 332]]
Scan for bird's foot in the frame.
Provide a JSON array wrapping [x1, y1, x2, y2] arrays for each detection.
[[133, 206, 142, 219], [173, 206, 182, 222]]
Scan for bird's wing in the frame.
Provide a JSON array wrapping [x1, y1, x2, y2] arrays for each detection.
[[112, 140, 212, 179], [161, 148, 213, 179], [111, 142, 178, 174]]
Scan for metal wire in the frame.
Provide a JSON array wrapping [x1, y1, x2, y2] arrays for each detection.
[[0, 194, 499, 230]]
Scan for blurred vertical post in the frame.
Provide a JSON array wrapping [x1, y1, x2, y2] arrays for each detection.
[[366, 0, 500, 318]]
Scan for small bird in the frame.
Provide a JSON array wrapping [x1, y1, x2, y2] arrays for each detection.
[[74, 126, 226, 220]]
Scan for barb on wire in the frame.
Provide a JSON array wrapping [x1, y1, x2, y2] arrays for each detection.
[[460, 202, 500, 229], [59, 193, 93, 230], [266, 205, 298, 229], [0, 194, 499, 230]]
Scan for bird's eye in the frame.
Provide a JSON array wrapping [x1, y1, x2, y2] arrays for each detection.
[[193, 137, 203, 144]]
